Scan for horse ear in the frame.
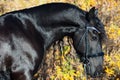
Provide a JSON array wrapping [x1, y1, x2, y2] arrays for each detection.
[[86, 7, 98, 21], [89, 7, 98, 16], [89, 7, 98, 17]]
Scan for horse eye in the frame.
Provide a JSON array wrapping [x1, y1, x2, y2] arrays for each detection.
[[93, 30, 98, 34], [92, 36, 97, 41]]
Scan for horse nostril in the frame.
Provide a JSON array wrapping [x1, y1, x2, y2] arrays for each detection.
[[95, 65, 103, 76], [94, 70, 103, 77], [89, 70, 103, 78]]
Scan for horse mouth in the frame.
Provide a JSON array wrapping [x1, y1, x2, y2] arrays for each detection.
[[89, 71, 103, 78], [86, 71, 103, 78], [86, 65, 103, 78]]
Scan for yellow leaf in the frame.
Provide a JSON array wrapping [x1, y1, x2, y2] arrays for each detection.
[[105, 67, 114, 76]]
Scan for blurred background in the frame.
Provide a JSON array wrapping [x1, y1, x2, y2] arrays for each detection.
[[0, 0, 120, 80]]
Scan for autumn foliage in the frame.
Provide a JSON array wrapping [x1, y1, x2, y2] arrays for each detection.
[[0, 0, 120, 80]]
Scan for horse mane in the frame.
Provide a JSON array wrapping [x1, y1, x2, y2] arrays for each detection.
[[95, 21, 107, 42]]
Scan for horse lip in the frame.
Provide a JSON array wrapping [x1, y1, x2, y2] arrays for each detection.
[[89, 71, 103, 78], [86, 66, 103, 78]]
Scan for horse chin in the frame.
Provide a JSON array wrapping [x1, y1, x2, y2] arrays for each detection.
[[86, 65, 103, 78], [88, 71, 103, 78]]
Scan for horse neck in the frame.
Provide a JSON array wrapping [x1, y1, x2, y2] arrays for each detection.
[[42, 26, 78, 51]]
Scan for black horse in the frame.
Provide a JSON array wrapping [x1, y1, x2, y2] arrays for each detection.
[[0, 3, 106, 80]]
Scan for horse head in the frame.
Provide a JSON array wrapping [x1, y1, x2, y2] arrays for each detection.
[[73, 7, 106, 77]]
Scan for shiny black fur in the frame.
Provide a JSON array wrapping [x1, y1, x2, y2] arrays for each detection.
[[0, 3, 106, 80]]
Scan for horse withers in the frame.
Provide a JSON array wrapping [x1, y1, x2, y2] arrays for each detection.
[[0, 3, 106, 80]]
